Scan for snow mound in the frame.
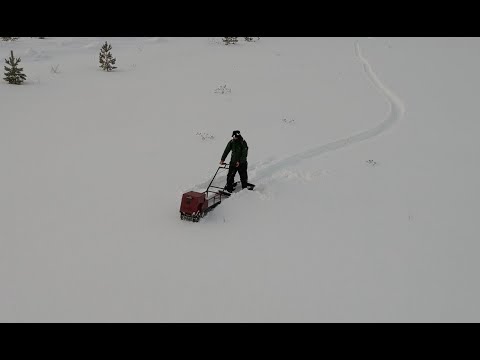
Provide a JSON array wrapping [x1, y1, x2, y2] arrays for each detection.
[[143, 37, 168, 43], [23, 48, 49, 61]]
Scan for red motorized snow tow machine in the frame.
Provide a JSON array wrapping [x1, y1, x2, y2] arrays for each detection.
[[179, 164, 255, 222]]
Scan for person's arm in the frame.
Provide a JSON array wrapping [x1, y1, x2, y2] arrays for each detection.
[[220, 141, 232, 164], [242, 140, 248, 161]]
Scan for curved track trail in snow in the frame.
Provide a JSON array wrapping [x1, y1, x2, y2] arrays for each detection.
[[192, 41, 406, 192], [250, 41, 406, 183]]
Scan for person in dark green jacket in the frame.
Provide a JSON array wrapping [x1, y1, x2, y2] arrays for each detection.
[[220, 130, 249, 192]]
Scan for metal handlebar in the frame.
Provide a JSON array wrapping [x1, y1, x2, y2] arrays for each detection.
[[206, 164, 230, 193]]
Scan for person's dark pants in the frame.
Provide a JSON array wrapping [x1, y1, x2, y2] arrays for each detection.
[[226, 162, 248, 192]]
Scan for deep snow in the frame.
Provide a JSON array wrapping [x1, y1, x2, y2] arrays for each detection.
[[1, 37, 480, 322]]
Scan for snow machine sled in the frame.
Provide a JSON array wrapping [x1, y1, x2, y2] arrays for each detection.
[[179, 164, 255, 222]]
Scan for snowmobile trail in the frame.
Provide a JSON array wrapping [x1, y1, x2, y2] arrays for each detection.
[[249, 40, 406, 183], [191, 41, 405, 192]]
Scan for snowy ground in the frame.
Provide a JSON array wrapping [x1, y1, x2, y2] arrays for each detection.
[[1, 37, 480, 322]]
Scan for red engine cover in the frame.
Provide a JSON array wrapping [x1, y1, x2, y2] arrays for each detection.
[[180, 191, 207, 215]]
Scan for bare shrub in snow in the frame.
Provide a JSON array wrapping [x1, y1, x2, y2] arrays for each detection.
[[50, 64, 60, 74], [366, 160, 378, 166], [99, 41, 117, 71], [214, 84, 231, 94], [223, 37, 238, 45], [1, 37, 19, 41], [282, 118, 295, 124], [196, 132, 215, 141], [3, 50, 26, 85]]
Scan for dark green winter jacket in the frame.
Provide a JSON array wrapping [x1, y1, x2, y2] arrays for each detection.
[[221, 137, 248, 164]]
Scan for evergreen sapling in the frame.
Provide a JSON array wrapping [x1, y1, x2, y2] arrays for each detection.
[[3, 50, 26, 85], [99, 41, 117, 71]]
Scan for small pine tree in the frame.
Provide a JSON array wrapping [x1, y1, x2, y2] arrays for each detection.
[[99, 41, 117, 71], [223, 37, 238, 45], [3, 50, 26, 85]]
